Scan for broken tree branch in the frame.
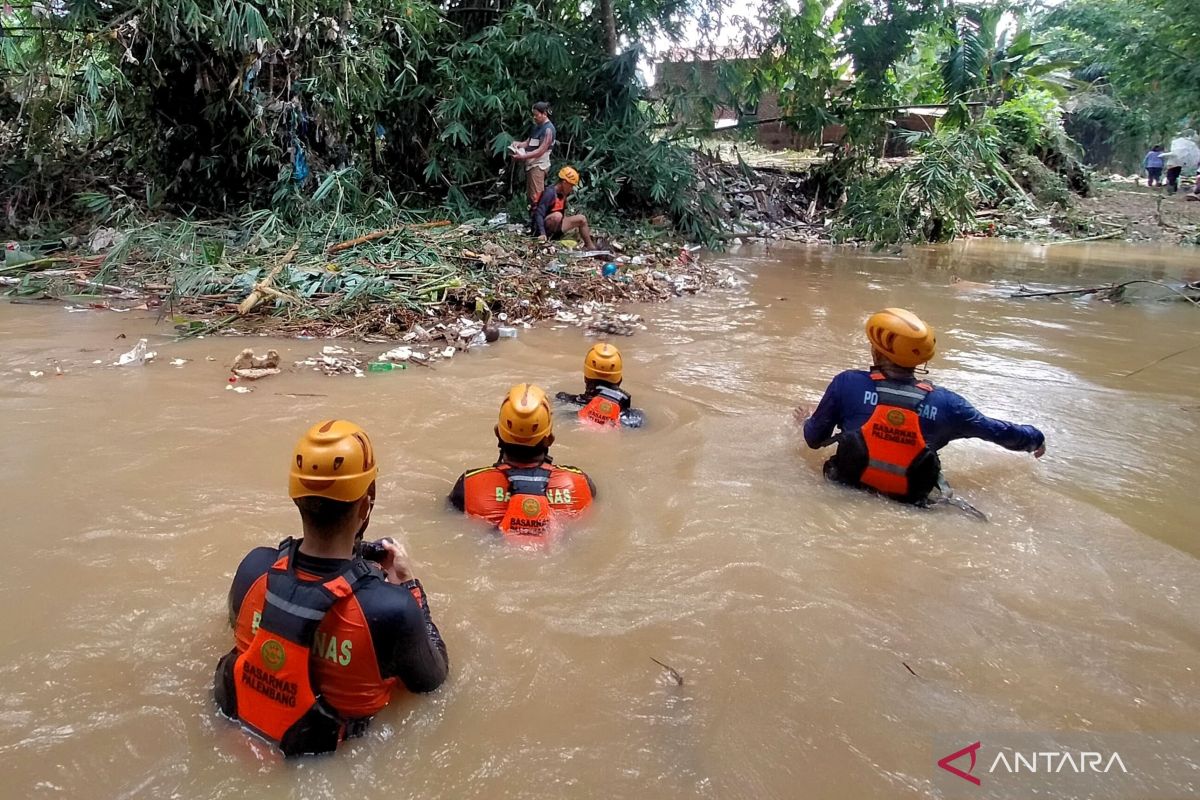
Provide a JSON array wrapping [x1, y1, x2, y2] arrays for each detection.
[[238, 241, 300, 315]]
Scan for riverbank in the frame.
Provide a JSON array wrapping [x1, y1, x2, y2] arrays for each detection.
[[2, 214, 722, 348]]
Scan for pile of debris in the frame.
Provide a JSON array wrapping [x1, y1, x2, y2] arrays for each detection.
[[692, 150, 835, 245], [2, 216, 723, 344]]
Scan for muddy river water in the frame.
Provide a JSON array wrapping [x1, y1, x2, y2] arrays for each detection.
[[1, 241, 1198, 799]]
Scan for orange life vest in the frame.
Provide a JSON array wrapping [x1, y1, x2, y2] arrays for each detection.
[[577, 386, 629, 427], [460, 461, 595, 529], [215, 540, 372, 756], [497, 466, 555, 538], [833, 371, 940, 503]]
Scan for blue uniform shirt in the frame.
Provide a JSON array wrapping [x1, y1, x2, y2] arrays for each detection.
[[803, 369, 1044, 453]]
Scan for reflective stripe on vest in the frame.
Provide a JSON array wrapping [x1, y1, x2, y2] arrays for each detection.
[[857, 372, 933, 497], [578, 386, 628, 426], [229, 539, 370, 755], [499, 466, 555, 537]]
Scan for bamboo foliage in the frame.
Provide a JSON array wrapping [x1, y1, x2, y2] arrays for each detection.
[[0, 0, 720, 237]]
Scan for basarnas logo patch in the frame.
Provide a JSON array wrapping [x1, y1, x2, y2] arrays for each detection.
[[260, 639, 287, 671]]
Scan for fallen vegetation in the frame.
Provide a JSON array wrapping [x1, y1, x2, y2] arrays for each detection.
[[0, 210, 718, 340]]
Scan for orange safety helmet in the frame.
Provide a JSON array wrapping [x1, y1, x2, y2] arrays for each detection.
[[865, 308, 936, 368], [496, 383, 553, 446], [583, 342, 623, 383], [288, 420, 377, 502], [558, 166, 580, 186]]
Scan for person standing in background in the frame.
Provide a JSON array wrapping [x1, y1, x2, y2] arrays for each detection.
[[1144, 145, 1164, 187], [509, 102, 556, 208]]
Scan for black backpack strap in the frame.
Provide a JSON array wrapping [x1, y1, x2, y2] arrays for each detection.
[[260, 554, 372, 647], [594, 385, 631, 409], [505, 466, 553, 497], [874, 379, 932, 412]]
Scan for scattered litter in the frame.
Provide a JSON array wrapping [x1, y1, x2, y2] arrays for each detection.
[[588, 313, 644, 337], [230, 347, 281, 379], [115, 338, 156, 366], [225, 384, 253, 394], [367, 361, 406, 372], [378, 346, 412, 362], [296, 346, 366, 377], [29, 370, 44, 378], [92, 359, 103, 365], [496, 326, 518, 339], [88, 227, 125, 253], [170, 358, 188, 367]]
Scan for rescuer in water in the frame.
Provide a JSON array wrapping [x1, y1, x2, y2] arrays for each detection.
[[555, 342, 645, 429], [449, 383, 596, 537], [797, 308, 1046, 505], [214, 420, 448, 757]]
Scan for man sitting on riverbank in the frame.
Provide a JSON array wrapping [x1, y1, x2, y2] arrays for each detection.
[[556, 343, 645, 429], [214, 420, 448, 756], [450, 383, 596, 537], [796, 308, 1046, 505], [532, 166, 597, 250]]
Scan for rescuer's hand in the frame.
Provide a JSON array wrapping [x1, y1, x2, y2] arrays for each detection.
[[378, 538, 415, 584]]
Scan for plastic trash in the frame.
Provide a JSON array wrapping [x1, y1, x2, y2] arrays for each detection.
[[440, 346, 456, 358], [496, 326, 518, 339], [378, 346, 412, 362], [225, 384, 253, 394], [115, 338, 157, 366], [602, 262, 619, 277], [170, 358, 187, 367], [486, 212, 509, 227], [367, 362, 406, 372]]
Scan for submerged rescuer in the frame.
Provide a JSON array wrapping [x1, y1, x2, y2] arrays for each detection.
[[797, 308, 1046, 504], [215, 420, 448, 756], [450, 383, 596, 536], [532, 166, 596, 250], [556, 343, 645, 428]]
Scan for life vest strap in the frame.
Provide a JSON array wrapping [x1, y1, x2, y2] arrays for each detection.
[[504, 466, 553, 497], [593, 385, 630, 406], [259, 539, 373, 646]]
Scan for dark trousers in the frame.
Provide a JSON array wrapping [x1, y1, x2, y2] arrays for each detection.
[[1166, 166, 1182, 194], [1146, 167, 1163, 186]]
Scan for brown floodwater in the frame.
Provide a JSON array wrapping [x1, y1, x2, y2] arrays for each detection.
[[0, 240, 1198, 799]]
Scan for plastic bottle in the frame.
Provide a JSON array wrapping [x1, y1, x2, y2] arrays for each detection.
[[367, 362, 406, 372], [497, 326, 519, 339]]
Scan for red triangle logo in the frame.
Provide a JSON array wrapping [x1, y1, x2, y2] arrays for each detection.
[[938, 741, 982, 785]]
